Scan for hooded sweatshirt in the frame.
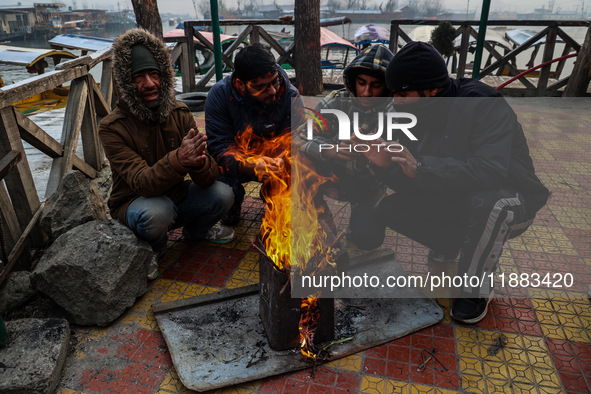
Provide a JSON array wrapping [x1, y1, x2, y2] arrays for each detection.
[[99, 28, 218, 223], [296, 44, 393, 188]]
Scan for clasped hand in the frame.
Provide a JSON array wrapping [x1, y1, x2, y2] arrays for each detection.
[[177, 128, 207, 168]]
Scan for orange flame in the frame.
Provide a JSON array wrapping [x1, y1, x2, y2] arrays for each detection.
[[223, 125, 336, 359], [299, 294, 321, 359]]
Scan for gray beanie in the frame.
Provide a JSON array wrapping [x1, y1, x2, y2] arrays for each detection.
[[130, 44, 160, 75]]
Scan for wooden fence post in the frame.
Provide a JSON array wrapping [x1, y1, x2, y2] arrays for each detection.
[[184, 22, 197, 92], [538, 23, 558, 94], [0, 107, 42, 249], [81, 75, 102, 170], [46, 77, 88, 196], [564, 24, 591, 96]]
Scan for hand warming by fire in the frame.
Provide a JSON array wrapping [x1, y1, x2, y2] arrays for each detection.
[[223, 125, 338, 360]]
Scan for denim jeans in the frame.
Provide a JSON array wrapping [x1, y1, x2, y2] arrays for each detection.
[[126, 181, 234, 252]]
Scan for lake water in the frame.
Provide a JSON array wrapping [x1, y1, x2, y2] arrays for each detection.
[[1, 21, 588, 86]]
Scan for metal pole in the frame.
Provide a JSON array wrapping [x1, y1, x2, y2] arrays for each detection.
[[472, 0, 491, 80], [210, 0, 223, 81]]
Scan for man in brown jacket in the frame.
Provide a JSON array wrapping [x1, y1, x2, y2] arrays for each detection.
[[99, 29, 234, 267]]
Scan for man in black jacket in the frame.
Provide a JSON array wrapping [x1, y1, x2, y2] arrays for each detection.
[[358, 42, 550, 323]]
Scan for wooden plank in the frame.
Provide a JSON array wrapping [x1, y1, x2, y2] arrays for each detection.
[[193, 30, 234, 68], [99, 58, 113, 113], [457, 25, 471, 78], [81, 75, 101, 169], [0, 66, 87, 107], [14, 108, 97, 177], [389, 23, 400, 54], [565, 24, 591, 97], [55, 46, 112, 71], [0, 201, 45, 287], [259, 27, 292, 67], [87, 46, 113, 70], [169, 43, 183, 65], [92, 78, 111, 117], [0, 150, 22, 181], [376, 19, 589, 27], [538, 24, 558, 93], [556, 27, 582, 52], [480, 27, 549, 78], [54, 55, 92, 70], [548, 77, 570, 91], [180, 40, 191, 93], [195, 62, 216, 89], [397, 28, 413, 46], [191, 19, 294, 26], [46, 78, 88, 196], [277, 41, 295, 66], [0, 183, 20, 257], [0, 107, 41, 246], [14, 108, 63, 158], [219, 24, 252, 67], [251, 25, 260, 44], [72, 156, 97, 178], [555, 45, 572, 78], [184, 23, 197, 92]]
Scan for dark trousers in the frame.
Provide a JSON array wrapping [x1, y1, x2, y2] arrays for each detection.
[[218, 172, 258, 211], [376, 189, 535, 297]]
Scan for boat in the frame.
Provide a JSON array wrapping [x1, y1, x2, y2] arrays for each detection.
[[48, 34, 113, 53], [0, 45, 78, 114], [354, 24, 390, 48], [277, 27, 360, 69]]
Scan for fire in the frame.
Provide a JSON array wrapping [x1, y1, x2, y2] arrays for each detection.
[[223, 123, 336, 359], [299, 294, 321, 359]]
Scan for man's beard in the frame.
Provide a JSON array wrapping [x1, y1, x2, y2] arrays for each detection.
[[244, 92, 279, 113], [139, 88, 161, 109]]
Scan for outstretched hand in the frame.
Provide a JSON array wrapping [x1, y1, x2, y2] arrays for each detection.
[[254, 156, 285, 181], [350, 135, 417, 178], [177, 128, 207, 168]]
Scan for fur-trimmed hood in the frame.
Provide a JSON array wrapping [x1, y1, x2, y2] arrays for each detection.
[[112, 28, 176, 124]]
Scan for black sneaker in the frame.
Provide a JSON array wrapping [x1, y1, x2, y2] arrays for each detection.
[[221, 203, 241, 226], [450, 296, 493, 324]]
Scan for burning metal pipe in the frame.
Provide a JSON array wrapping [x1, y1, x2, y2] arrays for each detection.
[[258, 241, 334, 352]]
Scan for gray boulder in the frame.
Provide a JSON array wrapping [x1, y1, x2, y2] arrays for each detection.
[[31, 220, 152, 326], [0, 318, 70, 393], [0, 271, 36, 314], [40, 170, 108, 242]]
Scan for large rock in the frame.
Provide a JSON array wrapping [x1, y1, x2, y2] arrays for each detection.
[[0, 271, 36, 314], [0, 318, 70, 393], [40, 170, 109, 242], [31, 220, 152, 326]]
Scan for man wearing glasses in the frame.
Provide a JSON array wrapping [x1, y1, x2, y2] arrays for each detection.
[[205, 43, 301, 225]]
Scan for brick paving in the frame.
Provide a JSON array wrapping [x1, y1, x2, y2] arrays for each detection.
[[55, 102, 591, 393]]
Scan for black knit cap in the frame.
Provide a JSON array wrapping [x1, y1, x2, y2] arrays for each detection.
[[130, 44, 160, 76], [385, 41, 450, 92]]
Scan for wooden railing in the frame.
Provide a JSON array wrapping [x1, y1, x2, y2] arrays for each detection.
[[389, 20, 590, 96], [0, 46, 113, 284], [164, 19, 295, 92]]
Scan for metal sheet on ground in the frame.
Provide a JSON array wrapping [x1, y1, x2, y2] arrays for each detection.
[[154, 255, 443, 392]]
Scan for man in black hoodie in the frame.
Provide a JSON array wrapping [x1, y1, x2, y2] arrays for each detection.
[[296, 44, 394, 251], [357, 42, 550, 323]]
